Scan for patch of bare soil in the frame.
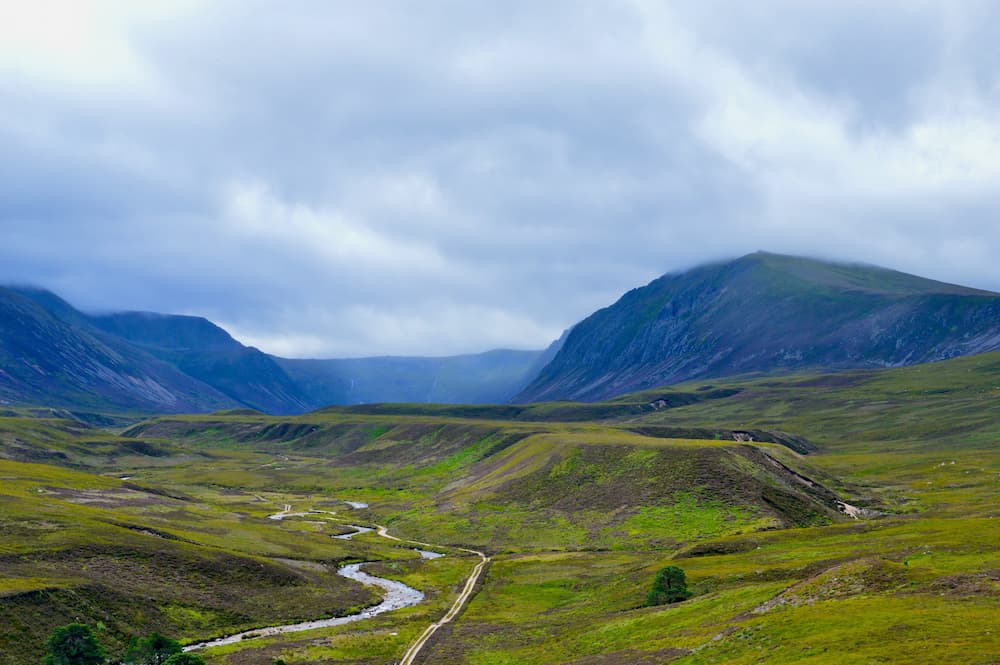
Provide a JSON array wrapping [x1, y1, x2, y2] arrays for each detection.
[[923, 571, 1000, 597]]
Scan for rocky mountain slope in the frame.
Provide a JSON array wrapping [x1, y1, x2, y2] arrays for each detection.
[[5, 251, 999, 413], [89, 311, 312, 414], [515, 252, 1000, 402], [0, 288, 235, 413], [0, 287, 544, 414]]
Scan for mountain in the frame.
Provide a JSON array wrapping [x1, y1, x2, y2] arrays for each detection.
[[277, 348, 543, 406], [0, 287, 546, 414], [0, 288, 235, 413], [8, 251, 998, 413], [515, 252, 1000, 402], [89, 312, 310, 415]]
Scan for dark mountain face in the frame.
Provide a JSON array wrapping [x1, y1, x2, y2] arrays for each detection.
[[0, 288, 546, 414], [514, 252, 1000, 402], [89, 312, 310, 415], [6, 251, 997, 414], [0, 288, 235, 413]]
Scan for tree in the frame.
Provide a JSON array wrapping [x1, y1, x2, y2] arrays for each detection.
[[43, 623, 106, 665], [162, 654, 206, 665], [645, 565, 691, 606], [125, 633, 182, 665]]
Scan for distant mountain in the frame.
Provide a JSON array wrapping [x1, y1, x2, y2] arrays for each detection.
[[515, 252, 1000, 402], [278, 349, 543, 406], [9, 251, 996, 413], [0, 287, 546, 414], [88, 312, 311, 415], [0, 288, 235, 413]]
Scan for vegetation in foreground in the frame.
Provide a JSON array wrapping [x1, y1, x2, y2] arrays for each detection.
[[43, 624, 105, 665], [1, 351, 998, 663], [41, 626, 193, 665]]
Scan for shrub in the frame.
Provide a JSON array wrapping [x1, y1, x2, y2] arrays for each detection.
[[645, 565, 692, 606], [125, 632, 183, 665], [43, 624, 106, 665], [162, 654, 206, 665]]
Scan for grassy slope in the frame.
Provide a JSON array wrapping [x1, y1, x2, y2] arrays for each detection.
[[1, 351, 998, 664], [422, 352, 1000, 664], [127, 414, 845, 551], [0, 442, 421, 664]]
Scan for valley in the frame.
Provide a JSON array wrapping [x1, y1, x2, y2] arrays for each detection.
[[2, 350, 997, 663], [5, 3, 999, 661], [5, 253, 998, 418]]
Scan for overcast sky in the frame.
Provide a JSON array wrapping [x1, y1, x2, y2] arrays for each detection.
[[2, 1, 999, 357]]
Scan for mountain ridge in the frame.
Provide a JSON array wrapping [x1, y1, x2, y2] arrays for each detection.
[[88, 310, 312, 414], [0, 287, 235, 413], [4, 251, 999, 413], [0, 286, 544, 414], [514, 252, 1000, 402]]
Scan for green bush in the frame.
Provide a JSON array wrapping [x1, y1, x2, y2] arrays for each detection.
[[43, 624, 106, 665], [645, 565, 691, 606], [125, 633, 182, 665], [162, 654, 206, 665]]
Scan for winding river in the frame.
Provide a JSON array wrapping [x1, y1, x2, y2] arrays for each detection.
[[333, 524, 374, 539], [183, 562, 424, 651], [183, 500, 487, 665], [183, 504, 428, 652]]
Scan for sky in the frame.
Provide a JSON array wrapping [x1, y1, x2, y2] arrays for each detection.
[[2, 1, 999, 358]]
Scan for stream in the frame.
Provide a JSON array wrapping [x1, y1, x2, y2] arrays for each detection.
[[184, 562, 424, 651], [184, 503, 434, 652], [333, 524, 374, 539]]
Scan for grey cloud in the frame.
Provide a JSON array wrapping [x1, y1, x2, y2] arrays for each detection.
[[1, 1, 998, 357]]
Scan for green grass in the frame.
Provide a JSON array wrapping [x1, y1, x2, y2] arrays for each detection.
[[620, 492, 774, 541], [2, 351, 999, 663], [196, 554, 477, 664], [680, 594, 999, 664]]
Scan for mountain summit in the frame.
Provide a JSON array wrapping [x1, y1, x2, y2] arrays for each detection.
[[514, 252, 1000, 402]]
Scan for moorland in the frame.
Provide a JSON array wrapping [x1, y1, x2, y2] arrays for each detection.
[[2, 349, 997, 664]]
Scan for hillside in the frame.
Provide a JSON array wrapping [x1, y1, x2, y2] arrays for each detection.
[[1, 350, 998, 663], [0, 288, 236, 413], [89, 311, 311, 415], [516, 252, 1000, 402], [0, 287, 546, 414], [6, 253, 1000, 414]]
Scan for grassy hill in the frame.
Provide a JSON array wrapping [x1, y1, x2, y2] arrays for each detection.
[[1, 351, 998, 663]]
